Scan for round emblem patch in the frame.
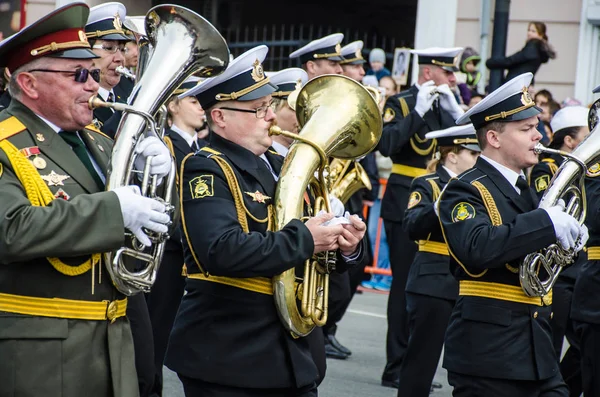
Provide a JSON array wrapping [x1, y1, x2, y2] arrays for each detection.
[[407, 191, 422, 209], [534, 175, 550, 192], [451, 202, 476, 222], [383, 107, 395, 123], [587, 163, 600, 177]]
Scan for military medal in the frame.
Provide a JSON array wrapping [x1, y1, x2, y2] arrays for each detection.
[[20, 146, 47, 169], [41, 170, 70, 186], [35, 133, 45, 142], [245, 190, 271, 204]]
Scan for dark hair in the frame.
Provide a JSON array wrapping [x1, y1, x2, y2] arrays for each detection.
[[530, 21, 549, 41], [548, 100, 561, 117], [534, 89, 553, 102], [475, 121, 506, 150], [548, 126, 581, 150]]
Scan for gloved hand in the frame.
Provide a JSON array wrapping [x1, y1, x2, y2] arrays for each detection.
[[543, 203, 581, 251], [575, 224, 589, 253], [113, 185, 170, 247], [414, 80, 439, 118], [436, 84, 465, 120], [134, 136, 171, 180], [329, 195, 345, 217]]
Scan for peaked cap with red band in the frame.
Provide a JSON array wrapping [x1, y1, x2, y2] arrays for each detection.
[[0, 2, 97, 72]]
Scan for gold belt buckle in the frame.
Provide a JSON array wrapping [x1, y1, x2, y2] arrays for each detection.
[[106, 300, 119, 323]]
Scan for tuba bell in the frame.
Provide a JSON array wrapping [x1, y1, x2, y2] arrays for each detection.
[[89, 4, 229, 295], [328, 158, 372, 205], [269, 74, 382, 337], [519, 104, 599, 297]]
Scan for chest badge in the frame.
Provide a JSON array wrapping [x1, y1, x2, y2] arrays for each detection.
[[245, 190, 271, 204], [41, 170, 70, 186], [35, 133, 45, 142], [189, 175, 214, 199], [54, 188, 70, 200]]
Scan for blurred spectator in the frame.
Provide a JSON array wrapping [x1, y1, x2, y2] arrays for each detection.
[[486, 21, 556, 86], [379, 75, 398, 98], [366, 48, 391, 81], [468, 93, 484, 109], [456, 46, 481, 105], [562, 97, 582, 107], [535, 89, 553, 107]]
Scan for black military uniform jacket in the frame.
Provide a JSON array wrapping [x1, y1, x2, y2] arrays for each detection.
[[95, 88, 129, 139], [403, 166, 457, 300], [570, 167, 600, 324], [378, 85, 456, 222], [439, 156, 560, 381], [529, 152, 562, 201], [166, 132, 363, 389]]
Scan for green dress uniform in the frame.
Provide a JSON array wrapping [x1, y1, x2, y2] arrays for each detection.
[[0, 99, 138, 397]]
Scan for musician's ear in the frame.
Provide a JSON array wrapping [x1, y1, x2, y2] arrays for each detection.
[[210, 107, 227, 129]]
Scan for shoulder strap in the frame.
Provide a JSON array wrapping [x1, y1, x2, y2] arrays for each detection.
[[471, 180, 502, 226], [426, 178, 441, 201], [398, 97, 410, 117], [84, 124, 112, 140], [0, 116, 26, 142]]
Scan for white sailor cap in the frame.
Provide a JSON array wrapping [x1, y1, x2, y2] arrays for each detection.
[[123, 15, 145, 38], [550, 106, 588, 133], [340, 40, 366, 65], [593, 84, 600, 94], [456, 72, 541, 128], [85, 2, 131, 41], [410, 46, 463, 72], [181, 45, 277, 109], [267, 68, 308, 98], [425, 124, 480, 152], [289, 33, 344, 64], [173, 76, 202, 96]]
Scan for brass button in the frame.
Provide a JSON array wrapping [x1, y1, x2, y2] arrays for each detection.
[[550, 312, 554, 319], [106, 301, 118, 322], [533, 311, 539, 319]]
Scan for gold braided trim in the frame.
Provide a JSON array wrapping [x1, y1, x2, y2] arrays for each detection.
[[85, 29, 126, 39], [410, 137, 437, 156], [314, 51, 342, 59], [339, 56, 364, 64], [471, 181, 502, 226], [399, 97, 410, 117], [30, 40, 91, 57], [459, 280, 552, 306], [188, 273, 273, 295], [453, 138, 478, 145], [431, 59, 458, 68], [588, 247, 600, 260], [391, 164, 428, 178], [547, 162, 559, 175], [215, 78, 272, 101], [426, 178, 441, 201], [417, 240, 448, 256], [0, 137, 99, 276], [0, 293, 127, 321], [272, 91, 293, 98], [484, 103, 536, 122]]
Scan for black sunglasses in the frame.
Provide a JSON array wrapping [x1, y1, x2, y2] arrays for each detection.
[[27, 68, 101, 83]]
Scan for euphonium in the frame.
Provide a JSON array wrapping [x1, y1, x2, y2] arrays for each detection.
[[328, 159, 372, 205], [122, 15, 151, 82], [89, 5, 229, 295], [519, 104, 600, 297], [270, 74, 382, 337]]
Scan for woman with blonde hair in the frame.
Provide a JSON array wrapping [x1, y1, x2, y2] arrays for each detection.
[[396, 124, 479, 396]]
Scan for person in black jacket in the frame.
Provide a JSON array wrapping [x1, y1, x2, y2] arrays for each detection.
[[397, 124, 479, 397], [486, 21, 556, 86]]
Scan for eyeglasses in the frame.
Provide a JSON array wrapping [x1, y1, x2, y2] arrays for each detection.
[[27, 68, 101, 83], [92, 44, 126, 54], [220, 100, 275, 119]]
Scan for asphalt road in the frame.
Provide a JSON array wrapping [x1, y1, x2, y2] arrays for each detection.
[[162, 290, 453, 396]]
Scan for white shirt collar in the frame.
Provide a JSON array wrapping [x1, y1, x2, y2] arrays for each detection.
[[35, 114, 61, 133], [442, 165, 457, 178], [271, 141, 289, 157], [97, 86, 114, 102], [259, 153, 278, 180], [479, 154, 526, 193], [170, 124, 197, 148]]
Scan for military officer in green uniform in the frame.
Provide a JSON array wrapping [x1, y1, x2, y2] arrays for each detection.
[[438, 72, 587, 395], [0, 3, 172, 396], [165, 45, 366, 396]]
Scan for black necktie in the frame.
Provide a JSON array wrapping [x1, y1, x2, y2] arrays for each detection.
[[258, 157, 277, 181], [107, 92, 115, 103], [516, 176, 535, 210], [191, 140, 200, 152], [59, 131, 105, 190]]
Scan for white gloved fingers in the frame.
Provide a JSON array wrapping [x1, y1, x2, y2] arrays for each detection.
[[436, 84, 452, 96], [556, 199, 566, 210], [130, 226, 152, 247], [148, 199, 167, 213], [576, 224, 589, 252], [329, 196, 345, 217], [143, 220, 169, 234], [148, 211, 170, 225], [134, 136, 162, 154], [421, 80, 435, 88]]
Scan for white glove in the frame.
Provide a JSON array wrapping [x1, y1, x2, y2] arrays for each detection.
[[414, 80, 439, 118], [134, 136, 171, 180], [317, 210, 352, 226], [436, 84, 465, 120], [575, 224, 589, 253], [113, 185, 170, 247], [329, 195, 345, 217], [543, 204, 581, 251]]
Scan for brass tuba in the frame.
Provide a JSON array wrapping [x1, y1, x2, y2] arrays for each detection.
[[89, 5, 229, 295], [328, 159, 372, 205], [270, 74, 382, 337], [519, 105, 599, 297]]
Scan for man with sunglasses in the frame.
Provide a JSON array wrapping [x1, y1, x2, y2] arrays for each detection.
[[164, 45, 366, 396], [85, 2, 132, 138], [0, 3, 172, 397]]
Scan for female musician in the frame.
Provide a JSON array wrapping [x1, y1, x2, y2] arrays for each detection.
[[396, 124, 480, 396], [529, 105, 589, 395]]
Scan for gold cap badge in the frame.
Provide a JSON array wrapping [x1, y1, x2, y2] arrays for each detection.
[[251, 59, 265, 82]]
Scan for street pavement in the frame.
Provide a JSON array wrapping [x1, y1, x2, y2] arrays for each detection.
[[163, 290, 453, 396]]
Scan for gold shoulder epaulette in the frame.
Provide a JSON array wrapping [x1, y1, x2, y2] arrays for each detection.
[[0, 116, 26, 142], [200, 147, 222, 156], [84, 124, 112, 140], [541, 158, 555, 163]]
